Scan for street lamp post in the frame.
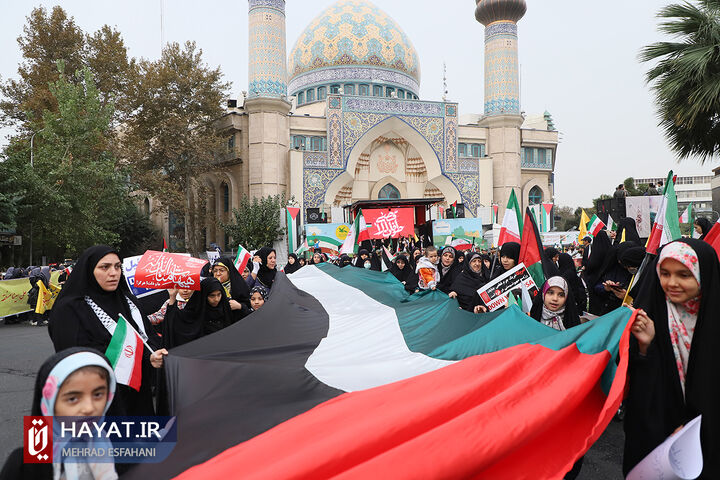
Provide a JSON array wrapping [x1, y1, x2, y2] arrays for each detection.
[[28, 128, 45, 265]]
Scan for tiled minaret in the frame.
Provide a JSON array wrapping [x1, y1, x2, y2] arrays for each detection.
[[476, 0, 527, 213], [246, 0, 291, 197]]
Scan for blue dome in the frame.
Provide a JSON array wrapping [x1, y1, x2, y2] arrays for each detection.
[[288, 0, 421, 98]]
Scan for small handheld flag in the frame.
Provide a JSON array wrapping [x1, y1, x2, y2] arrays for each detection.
[[163, 238, 168, 252], [498, 190, 523, 246], [105, 314, 145, 391], [587, 215, 606, 236], [646, 171, 681, 255], [579, 210, 590, 240], [234, 245, 252, 273]]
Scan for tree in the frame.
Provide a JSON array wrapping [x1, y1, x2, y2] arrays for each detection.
[[0, 66, 156, 261], [0, 6, 136, 131], [640, 1, 720, 162], [121, 41, 231, 255], [221, 195, 287, 251]]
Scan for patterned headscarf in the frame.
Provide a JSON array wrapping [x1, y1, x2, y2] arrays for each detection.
[[541, 276, 569, 331], [656, 241, 701, 394]]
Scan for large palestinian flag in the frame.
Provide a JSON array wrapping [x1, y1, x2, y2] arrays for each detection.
[[128, 265, 635, 479]]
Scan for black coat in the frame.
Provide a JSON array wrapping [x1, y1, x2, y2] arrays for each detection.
[[624, 239, 720, 478], [450, 253, 486, 312], [48, 246, 161, 416]]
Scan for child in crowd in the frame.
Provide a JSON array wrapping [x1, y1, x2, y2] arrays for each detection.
[[416, 246, 440, 291], [530, 276, 580, 331], [148, 288, 193, 325], [0, 347, 118, 480], [250, 285, 268, 311]]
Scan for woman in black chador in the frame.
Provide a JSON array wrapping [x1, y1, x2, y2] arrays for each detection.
[[48, 245, 167, 416], [449, 252, 487, 313], [163, 277, 239, 348], [624, 239, 719, 478]]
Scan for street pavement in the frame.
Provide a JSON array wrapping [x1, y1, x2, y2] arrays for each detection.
[[0, 320, 625, 479]]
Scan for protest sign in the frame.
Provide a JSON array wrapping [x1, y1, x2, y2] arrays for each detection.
[[0, 271, 61, 318], [305, 223, 349, 254], [206, 250, 220, 264], [134, 251, 207, 291], [477, 262, 539, 311], [432, 218, 483, 247], [123, 256, 158, 298], [363, 208, 415, 239]]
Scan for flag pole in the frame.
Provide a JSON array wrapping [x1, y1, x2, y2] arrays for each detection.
[[118, 314, 156, 355]]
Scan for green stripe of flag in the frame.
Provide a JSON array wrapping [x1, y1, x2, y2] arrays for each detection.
[[105, 316, 127, 367]]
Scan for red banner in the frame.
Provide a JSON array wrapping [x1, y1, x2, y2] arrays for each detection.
[[133, 251, 208, 291], [363, 208, 415, 239]]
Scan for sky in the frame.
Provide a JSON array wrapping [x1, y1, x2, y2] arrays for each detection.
[[1, 0, 715, 208]]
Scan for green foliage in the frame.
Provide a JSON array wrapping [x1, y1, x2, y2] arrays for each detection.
[[640, 0, 720, 162], [0, 6, 135, 131], [0, 66, 156, 260], [121, 41, 231, 254], [221, 195, 288, 251]]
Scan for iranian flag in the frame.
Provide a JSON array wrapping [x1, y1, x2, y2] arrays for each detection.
[[105, 314, 144, 391], [130, 264, 637, 479], [451, 238, 473, 251], [646, 172, 682, 255], [679, 203, 693, 223], [233, 245, 251, 273], [498, 190, 523, 246], [519, 207, 553, 289], [587, 214, 606, 236], [286, 207, 300, 254], [340, 209, 370, 255], [607, 215, 618, 232]]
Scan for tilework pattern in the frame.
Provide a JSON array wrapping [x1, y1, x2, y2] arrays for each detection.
[[288, 66, 419, 97], [303, 151, 329, 168], [484, 20, 520, 115], [288, 0, 420, 86], [248, 2, 287, 98], [302, 95, 480, 215]]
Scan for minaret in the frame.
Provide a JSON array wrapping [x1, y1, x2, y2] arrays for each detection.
[[475, 0, 527, 213], [246, 0, 291, 198]]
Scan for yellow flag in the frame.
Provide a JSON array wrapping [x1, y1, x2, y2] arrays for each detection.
[[579, 209, 590, 240], [621, 228, 626, 243], [35, 281, 61, 314]]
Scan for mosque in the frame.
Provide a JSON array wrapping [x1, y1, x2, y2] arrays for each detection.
[[167, 0, 559, 250]]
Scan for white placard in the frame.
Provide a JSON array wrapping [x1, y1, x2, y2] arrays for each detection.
[[627, 415, 703, 480]]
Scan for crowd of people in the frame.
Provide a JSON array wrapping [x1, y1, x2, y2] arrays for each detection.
[[1, 213, 718, 478]]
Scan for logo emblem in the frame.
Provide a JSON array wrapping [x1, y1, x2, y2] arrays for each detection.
[[124, 345, 135, 358], [24, 416, 52, 463]]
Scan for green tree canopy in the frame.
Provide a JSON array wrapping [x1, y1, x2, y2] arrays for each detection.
[[221, 195, 287, 251], [641, 0, 720, 162]]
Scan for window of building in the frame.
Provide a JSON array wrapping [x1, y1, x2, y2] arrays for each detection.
[[378, 183, 401, 200], [529, 186, 543, 205], [297, 91, 305, 105], [143, 198, 150, 215], [471, 144, 482, 157], [344, 84, 355, 95], [330, 84, 341, 94], [292, 136, 306, 150], [359, 84, 370, 96], [373, 85, 383, 97], [306, 89, 315, 103], [318, 86, 327, 100], [311, 136, 325, 152], [222, 183, 230, 213], [386, 86, 395, 97], [227, 134, 235, 152], [458, 143, 467, 157], [397, 89, 405, 99]]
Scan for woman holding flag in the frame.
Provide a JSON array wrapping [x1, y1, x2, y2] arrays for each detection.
[[625, 239, 719, 478], [48, 245, 167, 416]]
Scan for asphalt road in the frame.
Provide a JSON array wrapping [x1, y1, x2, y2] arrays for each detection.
[[0, 320, 625, 479]]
